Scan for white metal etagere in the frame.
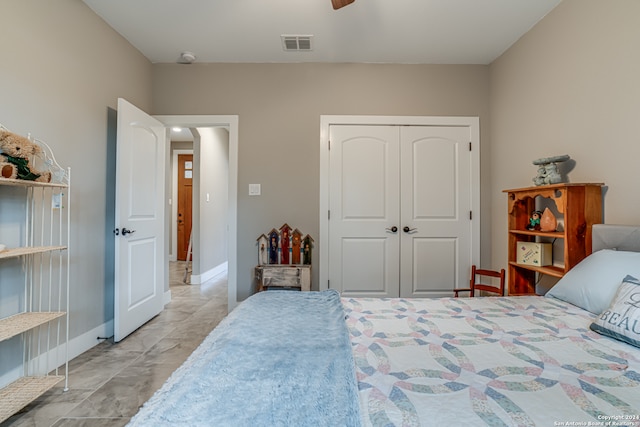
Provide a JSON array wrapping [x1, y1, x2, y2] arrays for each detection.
[[0, 124, 70, 423]]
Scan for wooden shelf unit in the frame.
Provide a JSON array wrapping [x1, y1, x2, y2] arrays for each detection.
[[503, 183, 603, 295], [0, 172, 71, 423]]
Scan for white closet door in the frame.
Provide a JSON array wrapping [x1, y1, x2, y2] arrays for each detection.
[[328, 125, 400, 298], [327, 123, 475, 298], [399, 126, 472, 298]]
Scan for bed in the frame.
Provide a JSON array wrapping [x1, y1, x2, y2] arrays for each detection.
[[128, 224, 640, 426]]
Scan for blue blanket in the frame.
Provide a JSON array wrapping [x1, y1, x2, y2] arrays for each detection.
[[128, 290, 362, 427]]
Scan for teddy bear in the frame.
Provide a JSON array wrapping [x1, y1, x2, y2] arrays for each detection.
[[0, 129, 52, 182]]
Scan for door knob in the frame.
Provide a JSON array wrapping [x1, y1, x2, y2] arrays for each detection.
[[385, 226, 398, 233], [403, 226, 417, 233], [121, 227, 136, 236]]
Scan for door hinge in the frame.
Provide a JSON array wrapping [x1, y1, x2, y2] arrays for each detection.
[[328, 279, 330, 288], [469, 142, 472, 151], [328, 140, 331, 150], [328, 210, 330, 220], [470, 211, 473, 220]]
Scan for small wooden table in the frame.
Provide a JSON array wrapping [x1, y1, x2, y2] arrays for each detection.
[[255, 265, 311, 292]]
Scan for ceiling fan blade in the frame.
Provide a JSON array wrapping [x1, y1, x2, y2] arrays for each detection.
[[331, 0, 355, 10]]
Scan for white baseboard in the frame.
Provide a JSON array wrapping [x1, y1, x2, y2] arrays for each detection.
[[0, 320, 114, 389], [40, 320, 115, 367], [164, 289, 172, 306], [190, 261, 227, 285], [68, 320, 114, 361]]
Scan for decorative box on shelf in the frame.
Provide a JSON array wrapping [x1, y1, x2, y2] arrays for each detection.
[[516, 241, 552, 266]]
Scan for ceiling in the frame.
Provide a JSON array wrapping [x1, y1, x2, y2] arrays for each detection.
[[82, 0, 561, 65]]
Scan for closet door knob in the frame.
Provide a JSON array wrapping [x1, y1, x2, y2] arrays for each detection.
[[403, 226, 417, 233], [385, 226, 398, 233]]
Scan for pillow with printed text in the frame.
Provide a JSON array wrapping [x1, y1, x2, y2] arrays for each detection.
[[590, 275, 640, 348]]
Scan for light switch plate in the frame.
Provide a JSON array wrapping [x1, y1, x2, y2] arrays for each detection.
[[249, 184, 261, 196]]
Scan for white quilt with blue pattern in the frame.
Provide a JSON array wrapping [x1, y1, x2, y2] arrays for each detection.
[[343, 296, 640, 427]]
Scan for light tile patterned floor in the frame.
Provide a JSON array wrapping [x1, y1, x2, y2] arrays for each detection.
[[3, 261, 228, 427]]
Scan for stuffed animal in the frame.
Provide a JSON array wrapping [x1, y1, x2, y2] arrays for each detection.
[[527, 210, 543, 230], [0, 129, 51, 182]]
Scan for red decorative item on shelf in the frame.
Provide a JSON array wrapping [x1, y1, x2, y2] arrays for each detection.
[[291, 229, 303, 265], [279, 223, 291, 265]]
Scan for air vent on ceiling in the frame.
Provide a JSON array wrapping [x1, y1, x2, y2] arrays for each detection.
[[281, 35, 313, 52]]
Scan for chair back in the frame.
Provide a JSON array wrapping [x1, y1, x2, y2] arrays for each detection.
[[470, 265, 506, 296]]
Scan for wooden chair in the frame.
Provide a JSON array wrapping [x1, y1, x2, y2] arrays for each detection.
[[453, 265, 506, 297]]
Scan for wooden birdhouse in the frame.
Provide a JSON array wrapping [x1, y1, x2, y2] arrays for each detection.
[[268, 228, 279, 264], [291, 229, 303, 264], [302, 234, 314, 265], [255, 225, 312, 293], [279, 223, 292, 265], [256, 234, 268, 265]]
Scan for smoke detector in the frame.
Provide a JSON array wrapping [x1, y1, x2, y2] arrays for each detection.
[[178, 51, 197, 64]]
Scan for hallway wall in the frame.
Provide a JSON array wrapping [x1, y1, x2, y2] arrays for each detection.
[[193, 127, 229, 280]]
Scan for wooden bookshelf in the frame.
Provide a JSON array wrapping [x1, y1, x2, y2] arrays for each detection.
[[503, 183, 603, 295]]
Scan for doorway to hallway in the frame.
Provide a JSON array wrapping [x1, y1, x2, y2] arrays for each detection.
[[157, 115, 239, 311]]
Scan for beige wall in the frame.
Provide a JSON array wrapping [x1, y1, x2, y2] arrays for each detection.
[[490, 0, 640, 290], [0, 0, 153, 346], [194, 127, 229, 276], [152, 63, 491, 300]]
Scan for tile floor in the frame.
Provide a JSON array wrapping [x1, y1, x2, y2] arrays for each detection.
[[3, 261, 228, 427]]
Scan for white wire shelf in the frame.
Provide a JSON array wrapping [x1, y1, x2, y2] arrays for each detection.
[[0, 177, 67, 189], [0, 376, 65, 423], [0, 246, 67, 260], [0, 312, 66, 343]]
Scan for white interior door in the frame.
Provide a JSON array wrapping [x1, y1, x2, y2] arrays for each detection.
[[327, 123, 475, 298], [114, 98, 166, 342], [328, 125, 400, 297], [399, 126, 472, 298]]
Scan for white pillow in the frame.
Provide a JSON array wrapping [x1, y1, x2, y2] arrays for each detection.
[[590, 275, 640, 348], [545, 249, 640, 314]]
